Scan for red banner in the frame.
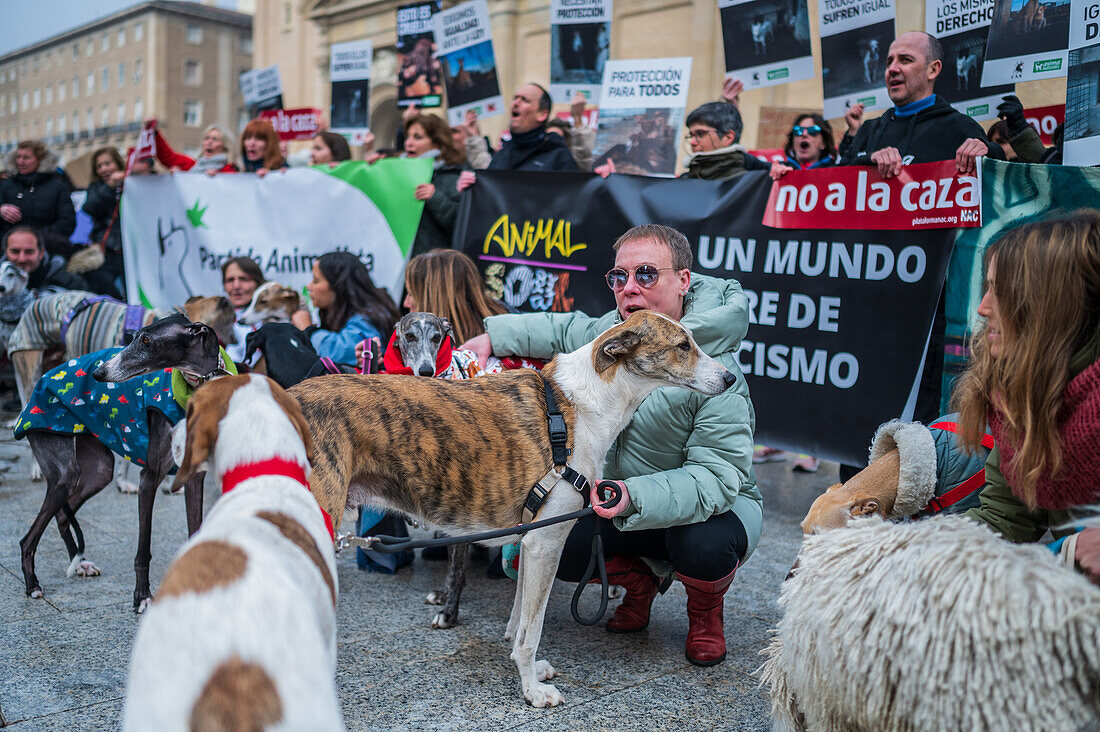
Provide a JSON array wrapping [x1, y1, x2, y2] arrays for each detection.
[[749, 148, 785, 164], [126, 119, 157, 173], [762, 160, 980, 231], [260, 108, 323, 141], [1024, 104, 1064, 147]]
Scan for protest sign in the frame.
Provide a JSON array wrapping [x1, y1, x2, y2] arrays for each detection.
[[126, 119, 157, 172], [817, 0, 894, 119], [926, 0, 1014, 120], [433, 0, 504, 125], [120, 160, 433, 310], [1026, 103, 1065, 144], [330, 40, 373, 144], [763, 161, 981, 230], [452, 169, 954, 464], [593, 57, 693, 177], [719, 0, 814, 91], [1063, 0, 1100, 165], [397, 1, 444, 108], [240, 65, 284, 115], [550, 0, 612, 104], [981, 0, 1071, 84], [259, 108, 323, 141]]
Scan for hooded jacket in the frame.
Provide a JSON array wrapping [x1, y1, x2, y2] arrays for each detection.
[[482, 274, 763, 560], [839, 95, 1005, 166], [488, 126, 580, 173], [1, 147, 77, 245], [23, 252, 87, 293]]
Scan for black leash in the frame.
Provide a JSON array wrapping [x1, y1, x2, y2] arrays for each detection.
[[364, 480, 623, 626]]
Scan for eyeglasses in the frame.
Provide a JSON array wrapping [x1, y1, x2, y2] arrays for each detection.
[[605, 265, 679, 291], [792, 124, 823, 137], [684, 128, 716, 141]]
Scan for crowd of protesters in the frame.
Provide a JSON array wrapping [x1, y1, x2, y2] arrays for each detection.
[[1, 29, 1095, 674]]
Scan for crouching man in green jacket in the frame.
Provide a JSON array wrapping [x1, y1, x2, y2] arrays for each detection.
[[462, 224, 763, 666]]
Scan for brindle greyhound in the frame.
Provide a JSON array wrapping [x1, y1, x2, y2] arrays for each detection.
[[18, 316, 227, 612]]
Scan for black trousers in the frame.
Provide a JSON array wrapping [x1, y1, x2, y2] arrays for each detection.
[[556, 511, 748, 583]]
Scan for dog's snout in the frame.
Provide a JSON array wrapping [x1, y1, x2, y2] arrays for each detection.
[[92, 363, 109, 381], [722, 369, 737, 389], [417, 364, 436, 377]]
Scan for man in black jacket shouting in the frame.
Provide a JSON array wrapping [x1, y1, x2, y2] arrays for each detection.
[[839, 31, 1005, 176]]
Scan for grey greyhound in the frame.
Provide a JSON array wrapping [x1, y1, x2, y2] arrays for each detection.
[[18, 315, 227, 612]]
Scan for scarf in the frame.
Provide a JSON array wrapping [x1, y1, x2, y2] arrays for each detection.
[[684, 144, 748, 181], [192, 153, 229, 172], [381, 331, 454, 376], [988, 356, 1100, 510]]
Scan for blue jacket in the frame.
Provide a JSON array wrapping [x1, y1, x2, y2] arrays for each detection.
[[310, 313, 381, 366]]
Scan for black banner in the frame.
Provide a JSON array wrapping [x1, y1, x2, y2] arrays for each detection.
[[453, 170, 954, 465]]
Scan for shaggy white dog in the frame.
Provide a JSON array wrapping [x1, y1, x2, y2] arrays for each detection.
[[759, 515, 1100, 731]]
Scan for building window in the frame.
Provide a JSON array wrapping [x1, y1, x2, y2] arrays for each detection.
[[11, 95, 17, 114], [133, 98, 143, 122], [102, 68, 109, 91], [21, 91, 28, 111], [46, 118, 52, 137], [86, 108, 93, 130], [32, 56, 39, 73], [283, 2, 292, 26], [72, 112, 79, 133], [183, 59, 201, 86], [240, 35, 253, 54], [134, 21, 144, 42], [73, 76, 79, 98], [86, 39, 94, 56], [45, 86, 52, 105], [58, 81, 65, 102], [183, 100, 202, 127], [133, 58, 143, 83], [186, 25, 203, 44], [101, 105, 109, 127], [101, 32, 110, 51], [118, 28, 126, 47], [72, 43, 79, 60], [33, 88, 40, 108], [87, 71, 95, 94], [118, 62, 125, 86], [58, 115, 66, 134], [117, 102, 126, 125]]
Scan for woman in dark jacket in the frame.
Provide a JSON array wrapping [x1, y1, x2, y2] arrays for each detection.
[[768, 113, 839, 180], [0, 140, 76, 258], [79, 146, 127, 299], [402, 114, 469, 259]]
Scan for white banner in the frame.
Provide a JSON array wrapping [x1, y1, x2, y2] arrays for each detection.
[[593, 57, 693, 177], [720, 0, 815, 91], [120, 170, 406, 310], [433, 0, 505, 125], [330, 40, 373, 144], [550, 0, 612, 104], [818, 0, 895, 119], [926, 0, 1015, 120], [981, 0, 1071, 85], [1064, 0, 1100, 164], [240, 65, 283, 107]]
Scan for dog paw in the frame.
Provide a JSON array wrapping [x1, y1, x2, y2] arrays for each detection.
[[134, 597, 152, 614], [431, 611, 457, 629], [67, 555, 101, 578], [425, 591, 446, 606], [28, 587, 43, 599], [116, 480, 139, 494], [534, 660, 557, 681], [524, 682, 563, 708], [3, 416, 18, 430], [30, 462, 43, 482]]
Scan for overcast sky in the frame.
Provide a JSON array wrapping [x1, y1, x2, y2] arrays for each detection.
[[0, 0, 241, 57]]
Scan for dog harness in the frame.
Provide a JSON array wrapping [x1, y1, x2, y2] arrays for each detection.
[[522, 376, 591, 523], [59, 295, 147, 346], [924, 420, 995, 514], [220, 457, 335, 541]]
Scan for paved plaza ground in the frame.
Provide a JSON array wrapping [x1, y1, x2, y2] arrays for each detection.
[[0, 415, 830, 731]]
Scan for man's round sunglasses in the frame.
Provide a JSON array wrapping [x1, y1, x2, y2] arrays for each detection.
[[606, 265, 679, 291], [792, 124, 823, 137]]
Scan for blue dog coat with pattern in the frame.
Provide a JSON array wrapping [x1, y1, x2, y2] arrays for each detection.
[[13, 348, 184, 468]]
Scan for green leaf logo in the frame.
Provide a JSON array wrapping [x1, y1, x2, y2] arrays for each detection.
[[187, 199, 208, 228]]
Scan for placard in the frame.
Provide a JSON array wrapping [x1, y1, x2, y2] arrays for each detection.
[[817, 0, 895, 119], [926, 0, 1015, 120], [592, 57, 693, 177], [433, 0, 505, 125], [981, 0, 1071, 84], [240, 65, 284, 114], [330, 40, 373, 144], [1064, 0, 1100, 165], [397, 1, 444, 108], [720, 0, 815, 91], [259, 108, 323, 141], [550, 0, 612, 104]]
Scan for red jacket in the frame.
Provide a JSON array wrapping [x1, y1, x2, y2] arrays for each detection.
[[153, 129, 239, 173]]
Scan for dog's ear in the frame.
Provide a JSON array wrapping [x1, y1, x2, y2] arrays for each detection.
[[440, 317, 455, 344], [594, 329, 641, 373], [188, 322, 219, 358], [849, 495, 884, 518], [268, 379, 315, 467]]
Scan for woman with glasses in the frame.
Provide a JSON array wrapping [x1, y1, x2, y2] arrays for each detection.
[[768, 113, 838, 180], [462, 224, 761, 667]]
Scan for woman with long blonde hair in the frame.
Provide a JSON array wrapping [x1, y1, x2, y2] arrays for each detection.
[[955, 210, 1100, 582]]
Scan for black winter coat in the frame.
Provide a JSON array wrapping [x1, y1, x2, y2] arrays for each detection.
[[839, 96, 1005, 166], [410, 161, 469, 259], [0, 149, 76, 250], [82, 180, 123, 252], [25, 253, 87, 294], [488, 127, 580, 173]]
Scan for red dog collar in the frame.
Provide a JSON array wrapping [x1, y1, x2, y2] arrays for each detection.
[[219, 458, 334, 540]]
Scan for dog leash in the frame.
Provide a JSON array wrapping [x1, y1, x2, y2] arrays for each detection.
[[348, 480, 624, 626]]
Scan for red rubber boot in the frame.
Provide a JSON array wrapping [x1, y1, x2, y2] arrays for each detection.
[[604, 556, 660, 633], [677, 567, 737, 666]]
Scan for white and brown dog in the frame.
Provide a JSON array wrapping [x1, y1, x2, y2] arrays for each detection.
[[289, 310, 737, 707], [236, 281, 301, 327], [123, 374, 343, 731]]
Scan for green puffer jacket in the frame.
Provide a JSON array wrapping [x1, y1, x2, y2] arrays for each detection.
[[965, 329, 1100, 541], [484, 274, 763, 560]]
